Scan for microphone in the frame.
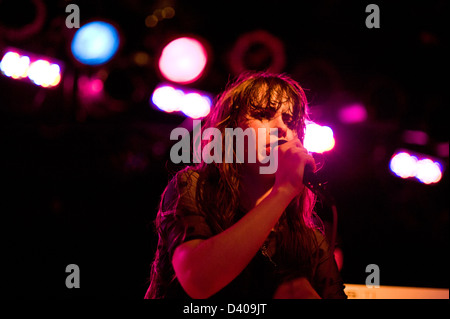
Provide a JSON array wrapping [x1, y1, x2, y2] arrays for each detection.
[[276, 139, 335, 205], [276, 140, 338, 264], [302, 165, 335, 205]]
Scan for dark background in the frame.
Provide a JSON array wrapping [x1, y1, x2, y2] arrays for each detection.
[[0, 0, 448, 299]]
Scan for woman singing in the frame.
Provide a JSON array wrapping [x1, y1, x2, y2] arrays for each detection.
[[145, 71, 346, 299]]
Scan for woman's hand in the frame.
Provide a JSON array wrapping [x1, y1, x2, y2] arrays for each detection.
[[272, 138, 316, 199]]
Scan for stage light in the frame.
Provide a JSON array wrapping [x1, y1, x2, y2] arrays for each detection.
[[304, 121, 335, 153], [151, 84, 211, 118], [181, 93, 211, 119], [151, 85, 184, 113], [158, 37, 208, 84], [415, 159, 442, 184], [402, 130, 429, 146], [338, 103, 368, 124], [77, 75, 104, 101], [390, 152, 418, 179], [389, 151, 443, 184], [27, 59, 61, 87], [71, 21, 120, 66], [0, 51, 30, 79], [436, 142, 449, 158], [1, 49, 62, 88]]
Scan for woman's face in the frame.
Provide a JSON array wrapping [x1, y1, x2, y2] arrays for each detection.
[[238, 98, 298, 174]]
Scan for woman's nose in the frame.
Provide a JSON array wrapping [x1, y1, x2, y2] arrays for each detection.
[[272, 115, 293, 139]]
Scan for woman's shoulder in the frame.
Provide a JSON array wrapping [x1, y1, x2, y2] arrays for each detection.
[[174, 166, 200, 185], [167, 166, 200, 196], [161, 166, 200, 211]]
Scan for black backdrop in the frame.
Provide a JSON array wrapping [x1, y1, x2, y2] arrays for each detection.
[[0, 0, 448, 299]]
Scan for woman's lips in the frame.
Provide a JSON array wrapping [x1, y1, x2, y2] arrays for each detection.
[[266, 140, 288, 147], [265, 140, 288, 152]]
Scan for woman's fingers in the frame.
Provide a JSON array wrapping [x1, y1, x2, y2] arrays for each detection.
[[272, 137, 316, 196]]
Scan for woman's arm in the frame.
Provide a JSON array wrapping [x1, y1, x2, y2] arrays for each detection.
[[172, 138, 315, 298], [172, 187, 293, 299]]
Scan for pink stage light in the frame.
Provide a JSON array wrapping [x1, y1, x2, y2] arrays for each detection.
[[338, 103, 368, 124], [303, 121, 335, 153], [158, 37, 208, 84], [151, 84, 211, 118], [78, 75, 104, 101], [402, 130, 429, 146], [1, 50, 62, 88], [389, 151, 443, 184]]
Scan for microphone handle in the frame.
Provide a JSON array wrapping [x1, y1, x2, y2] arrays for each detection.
[[276, 139, 335, 205], [303, 165, 335, 205]]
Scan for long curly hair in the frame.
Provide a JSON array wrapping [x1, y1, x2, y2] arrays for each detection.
[[146, 71, 321, 298]]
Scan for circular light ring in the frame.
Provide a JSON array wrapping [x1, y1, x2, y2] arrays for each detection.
[[0, 0, 46, 41], [228, 29, 286, 75]]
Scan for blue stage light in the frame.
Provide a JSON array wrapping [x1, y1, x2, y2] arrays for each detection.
[[71, 21, 120, 66]]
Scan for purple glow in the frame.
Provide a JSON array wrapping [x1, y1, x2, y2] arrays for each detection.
[[78, 75, 104, 101], [0, 51, 29, 79], [436, 142, 449, 158], [402, 130, 429, 145], [338, 103, 368, 124]]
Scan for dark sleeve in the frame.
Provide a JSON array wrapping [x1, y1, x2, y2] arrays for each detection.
[[311, 231, 347, 299], [158, 169, 214, 261]]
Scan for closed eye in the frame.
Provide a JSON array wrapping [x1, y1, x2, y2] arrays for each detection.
[[282, 113, 297, 128], [251, 108, 277, 120]]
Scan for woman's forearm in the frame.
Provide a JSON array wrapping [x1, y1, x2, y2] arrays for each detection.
[[172, 187, 295, 298]]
